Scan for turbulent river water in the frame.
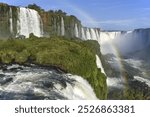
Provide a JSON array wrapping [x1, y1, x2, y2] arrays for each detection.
[[0, 64, 97, 100]]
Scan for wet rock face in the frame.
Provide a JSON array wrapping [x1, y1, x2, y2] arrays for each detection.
[[0, 4, 82, 39], [0, 4, 101, 40], [40, 11, 82, 38], [0, 4, 18, 39], [0, 3, 10, 38]]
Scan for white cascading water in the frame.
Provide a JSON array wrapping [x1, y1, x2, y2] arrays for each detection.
[[90, 29, 97, 40], [17, 7, 43, 38], [85, 28, 92, 39], [75, 24, 79, 38], [96, 55, 106, 75], [95, 55, 121, 91], [99, 30, 149, 54], [61, 17, 65, 36], [62, 74, 97, 100], [99, 31, 121, 54], [81, 28, 101, 41], [95, 29, 100, 41], [100, 31, 121, 43], [9, 7, 13, 34], [81, 27, 86, 40], [98, 32, 125, 89], [0, 65, 97, 100]]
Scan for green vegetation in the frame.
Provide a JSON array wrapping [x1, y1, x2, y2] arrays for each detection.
[[27, 4, 45, 13], [0, 37, 107, 99], [0, 3, 10, 38]]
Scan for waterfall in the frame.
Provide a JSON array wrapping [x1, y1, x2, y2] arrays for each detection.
[[99, 32, 119, 54], [62, 74, 98, 100], [96, 55, 106, 75], [108, 32, 121, 39], [40, 15, 44, 36], [0, 64, 97, 100], [80, 28, 101, 41], [100, 31, 121, 43], [75, 24, 79, 38], [61, 17, 65, 36], [95, 29, 100, 40], [90, 29, 97, 40], [17, 7, 43, 38], [99, 30, 149, 54], [9, 7, 13, 34], [86, 28, 92, 39], [81, 27, 86, 40]]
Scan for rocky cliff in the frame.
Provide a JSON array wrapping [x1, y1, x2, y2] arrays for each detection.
[[0, 3, 18, 38], [0, 3, 101, 40], [1, 3, 150, 50]]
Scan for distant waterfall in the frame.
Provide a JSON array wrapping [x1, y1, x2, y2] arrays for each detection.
[[75, 24, 79, 38], [61, 17, 65, 36], [86, 28, 91, 39], [80, 28, 101, 41], [17, 7, 43, 38], [95, 29, 100, 40], [90, 29, 97, 40], [99, 31, 149, 54], [99, 31, 121, 43], [9, 7, 13, 34], [81, 27, 86, 40]]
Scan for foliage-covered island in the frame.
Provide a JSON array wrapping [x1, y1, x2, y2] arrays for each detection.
[[0, 36, 107, 99]]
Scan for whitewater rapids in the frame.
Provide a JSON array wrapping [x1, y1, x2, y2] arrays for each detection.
[[0, 64, 97, 100]]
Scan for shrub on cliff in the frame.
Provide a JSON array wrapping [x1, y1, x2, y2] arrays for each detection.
[[27, 4, 44, 12]]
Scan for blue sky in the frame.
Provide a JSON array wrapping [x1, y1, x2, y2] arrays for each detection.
[[1, 0, 150, 30]]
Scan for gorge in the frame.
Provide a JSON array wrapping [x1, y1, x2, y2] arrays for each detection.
[[0, 3, 150, 100]]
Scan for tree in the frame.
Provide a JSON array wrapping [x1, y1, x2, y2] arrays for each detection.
[[55, 9, 67, 16], [27, 4, 44, 12]]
